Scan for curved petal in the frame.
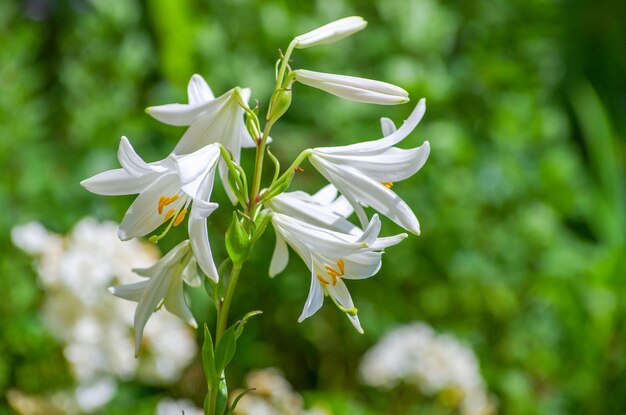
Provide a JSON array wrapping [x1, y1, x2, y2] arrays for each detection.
[[133, 270, 171, 356], [81, 168, 155, 195], [269, 230, 289, 277], [370, 233, 408, 250], [189, 200, 219, 283], [298, 270, 325, 322], [319, 141, 430, 182], [317, 99, 426, 154], [163, 276, 197, 328], [182, 257, 202, 287], [340, 250, 382, 280], [188, 74, 214, 104], [118, 136, 158, 176], [310, 155, 420, 235], [108, 280, 148, 302], [312, 184, 338, 204], [380, 117, 397, 136], [118, 173, 181, 241]]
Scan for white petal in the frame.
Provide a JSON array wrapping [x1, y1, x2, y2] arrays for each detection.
[[370, 233, 408, 250], [310, 156, 420, 234], [182, 257, 202, 287], [294, 70, 409, 105], [118, 136, 157, 176], [326, 278, 355, 310], [357, 214, 381, 246], [187, 74, 214, 104], [172, 89, 242, 154], [340, 250, 382, 280], [163, 276, 197, 328], [347, 313, 364, 334], [311, 184, 338, 204], [294, 16, 367, 48], [298, 270, 325, 322], [189, 200, 220, 283], [269, 230, 289, 277], [317, 99, 426, 154], [81, 168, 155, 195], [118, 173, 180, 241], [380, 117, 397, 136], [108, 280, 148, 302], [133, 270, 171, 356], [318, 141, 430, 183]]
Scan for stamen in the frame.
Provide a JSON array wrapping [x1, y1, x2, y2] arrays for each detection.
[[294, 166, 304, 172], [173, 209, 188, 227], [158, 196, 168, 214], [382, 182, 394, 188], [164, 208, 176, 222], [316, 274, 329, 285], [165, 194, 179, 206], [336, 259, 345, 275]]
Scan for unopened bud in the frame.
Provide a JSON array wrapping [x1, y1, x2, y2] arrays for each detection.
[[293, 16, 367, 49]]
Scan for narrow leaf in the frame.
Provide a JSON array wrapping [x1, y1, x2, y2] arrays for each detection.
[[202, 324, 218, 390], [216, 376, 228, 415], [215, 325, 237, 374], [226, 388, 256, 414]]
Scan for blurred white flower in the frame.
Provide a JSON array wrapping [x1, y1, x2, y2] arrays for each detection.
[[293, 16, 367, 49], [156, 398, 203, 415], [12, 218, 198, 412], [294, 69, 409, 105], [231, 368, 328, 415], [359, 321, 495, 415], [309, 99, 429, 234]]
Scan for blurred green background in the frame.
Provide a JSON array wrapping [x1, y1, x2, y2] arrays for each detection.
[[2, 0, 626, 413]]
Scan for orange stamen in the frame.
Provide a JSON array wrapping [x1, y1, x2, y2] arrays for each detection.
[[165, 194, 179, 206], [294, 166, 304, 172], [382, 182, 394, 188], [337, 259, 345, 275], [164, 208, 175, 222], [317, 274, 329, 285], [158, 196, 168, 214], [173, 209, 188, 227]]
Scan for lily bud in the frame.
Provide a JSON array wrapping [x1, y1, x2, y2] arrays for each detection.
[[293, 69, 409, 105], [225, 213, 251, 264], [293, 16, 367, 49]]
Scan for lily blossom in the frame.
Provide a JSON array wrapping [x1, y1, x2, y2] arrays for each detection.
[[270, 213, 406, 333], [308, 99, 430, 234], [146, 75, 255, 203], [108, 240, 200, 356], [80, 137, 220, 282], [293, 16, 367, 49], [293, 69, 409, 105], [265, 184, 358, 235]]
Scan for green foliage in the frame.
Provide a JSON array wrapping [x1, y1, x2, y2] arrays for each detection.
[[1, 0, 625, 414]]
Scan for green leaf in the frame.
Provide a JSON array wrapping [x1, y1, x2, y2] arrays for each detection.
[[202, 324, 218, 390], [235, 310, 263, 339], [226, 388, 256, 414], [216, 376, 228, 415], [215, 325, 237, 374]]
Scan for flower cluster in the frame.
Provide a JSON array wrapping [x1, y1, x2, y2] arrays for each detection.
[[80, 17, 430, 404], [359, 322, 495, 415], [11, 219, 197, 412]]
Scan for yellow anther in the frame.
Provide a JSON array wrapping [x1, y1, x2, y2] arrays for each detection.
[[317, 274, 330, 285], [164, 208, 176, 222], [337, 259, 345, 275], [158, 196, 168, 214], [173, 209, 188, 227], [165, 194, 179, 206], [382, 182, 394, 188]]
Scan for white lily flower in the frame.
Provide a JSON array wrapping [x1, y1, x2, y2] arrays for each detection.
[[80, 137, 220, 282], [293, 69, 409, 105], [146, 75, 256, 204], [265, 184, 358, 236], [293, 16, 367, 49], [108, 240, 201, 356], [270, 213, 406, 333], [308, 99, 430, 234]]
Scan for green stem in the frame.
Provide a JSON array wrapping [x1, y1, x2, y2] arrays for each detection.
[[207, 262, 243, 415]]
